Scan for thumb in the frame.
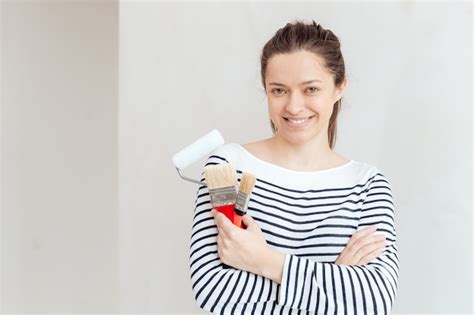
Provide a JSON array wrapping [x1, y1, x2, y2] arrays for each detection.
[[241, 214, 259, 231]]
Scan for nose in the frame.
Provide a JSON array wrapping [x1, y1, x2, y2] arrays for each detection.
[[284, 91, 305, 115]]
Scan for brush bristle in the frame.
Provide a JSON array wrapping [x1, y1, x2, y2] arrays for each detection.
[[239, 173, 256, 194], [204, 164, 236, 189]]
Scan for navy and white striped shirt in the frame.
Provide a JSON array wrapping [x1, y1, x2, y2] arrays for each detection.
[[189, 143, 399, 314]]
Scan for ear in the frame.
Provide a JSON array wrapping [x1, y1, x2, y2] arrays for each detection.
[[335, 78, 348, 101]]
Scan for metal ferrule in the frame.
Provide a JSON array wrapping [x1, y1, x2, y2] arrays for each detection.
[[209, 186, 237, 207], [235, 191, 250, 215]]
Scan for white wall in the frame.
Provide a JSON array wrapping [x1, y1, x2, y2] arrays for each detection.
[[119, 1, 472, 314], [1, 1, 118, 313]]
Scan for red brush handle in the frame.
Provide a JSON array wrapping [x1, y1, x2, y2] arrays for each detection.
[[214, 205, 246, 229], [233, 215, 247, 229], [214, 204, 236, 224]]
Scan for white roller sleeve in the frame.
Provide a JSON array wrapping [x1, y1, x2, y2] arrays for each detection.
[[172, 129, 225, 169]]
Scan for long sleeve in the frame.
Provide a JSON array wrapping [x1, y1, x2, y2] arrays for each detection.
[[275, 171, 400, 314], [189, 152, 277, 313]]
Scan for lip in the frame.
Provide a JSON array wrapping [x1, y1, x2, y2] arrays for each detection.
[[283, 115, 315, 128]]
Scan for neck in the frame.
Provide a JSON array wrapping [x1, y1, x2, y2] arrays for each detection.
[[267, 134, 334, 171]]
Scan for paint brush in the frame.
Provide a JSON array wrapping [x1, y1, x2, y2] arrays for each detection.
[[234, 172, 256, 228], [203, 164, 237, 223]]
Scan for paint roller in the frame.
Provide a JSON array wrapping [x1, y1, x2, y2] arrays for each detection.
[[172, 129, 225, 185]]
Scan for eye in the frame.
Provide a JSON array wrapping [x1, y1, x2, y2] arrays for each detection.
[[306, 86, 319, 94], [271, 88, 286, 96]]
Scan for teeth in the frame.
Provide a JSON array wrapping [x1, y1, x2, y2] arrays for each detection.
[[287, 118, 309, 124]]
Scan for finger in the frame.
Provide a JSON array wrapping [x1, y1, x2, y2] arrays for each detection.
[[211, 208, 226, 226], [357, 245, 385, 265], [214, 210, 236, 236], [354, 240, 386, 262], [346, 225, 380, 248], [241, 215, 259, 231], [216, 232, 228, 250], [351, 234, 386, 253], [216, 232, 222, 247], [347, 232, 385, 254], [212, 210, 227, 236], [216, 235, 224, 258]]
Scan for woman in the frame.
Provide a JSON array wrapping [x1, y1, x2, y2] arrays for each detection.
[[190, 20, 399, 314]]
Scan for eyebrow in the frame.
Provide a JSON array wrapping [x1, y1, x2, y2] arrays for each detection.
[[268, 79, 322, 86]]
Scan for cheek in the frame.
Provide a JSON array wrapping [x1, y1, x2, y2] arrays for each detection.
[[267, 100, 283, 116], [309, 99, 334, 116]]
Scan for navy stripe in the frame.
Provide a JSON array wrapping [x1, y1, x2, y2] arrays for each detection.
[[206, 154, 228, 163], [386, 254, 400, 274], [371, 267, 393, 309], [358, 211, 394, 221], [191, 224, 216, 239], [290, 257, 300, 308], [218, 271, 242, 312], [254, 215, 357, 233], [355, 266, 377, 314], [202, 270, 231, 309], [330, 264, 338, 314], [190, 242, 215, 260], [241, 274, 257, 314], [252, 195, 365, 211], [192, 216, 214, 229], [270, 300, 276, 314], [352, 266, 367, 314], [230, 272, 249, 314], [307, 269, 313, 311], [322, 264, 328, 315], [209, 271, 234, 313], [190, 232, 217, 249], [253, 184, 368, 201], [337, 266, 347, 315], [346, 267, 357, 315], [255, 173, 379, 194], [283, 255, 293, 305], [251, 277, 265, 315], [262, 228, 352, 241], [315, 284, 321, 314], [251, 206, 361, 225], [261, 280, 271, 313], [367, 269, 387, 314], [372, 263, 396, 298], [362, 196, 394, 207], [190, 256, 219, 278], [267, 240, 346, 250], [297, 259, 308, 310], [193, 263, 221, 293]]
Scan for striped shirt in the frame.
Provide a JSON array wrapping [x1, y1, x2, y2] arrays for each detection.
[[189, 143, 399, 314]]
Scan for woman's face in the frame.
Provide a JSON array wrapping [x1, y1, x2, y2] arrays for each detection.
[[265, 50, 347, 146]]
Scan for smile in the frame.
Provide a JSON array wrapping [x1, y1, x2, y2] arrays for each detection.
[[284, 116, 315, 127]]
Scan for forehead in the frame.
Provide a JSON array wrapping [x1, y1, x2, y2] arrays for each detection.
[[266, 50, 332, 83]]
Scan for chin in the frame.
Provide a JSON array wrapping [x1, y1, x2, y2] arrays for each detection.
[[281, 132, 316, 146]]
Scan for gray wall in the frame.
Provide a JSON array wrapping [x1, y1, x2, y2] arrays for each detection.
[[1, 1, 472, 314], [1, 1, 118, 313]]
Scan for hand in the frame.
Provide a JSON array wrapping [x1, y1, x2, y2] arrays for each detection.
[[211, 209, 274, 275], [335, 225, 386, 266]]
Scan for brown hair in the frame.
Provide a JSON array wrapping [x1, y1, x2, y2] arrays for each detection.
[[260, 20, 346, 149]]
